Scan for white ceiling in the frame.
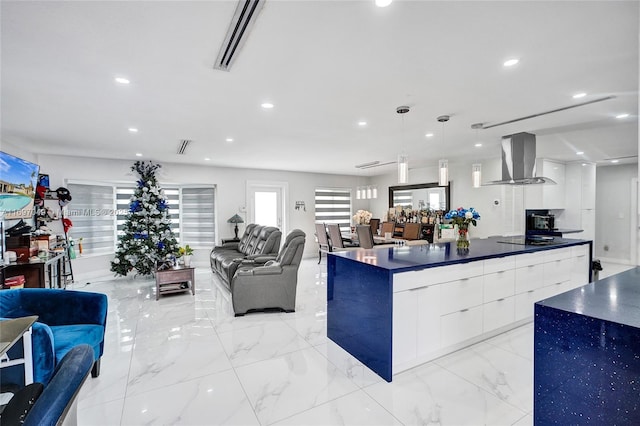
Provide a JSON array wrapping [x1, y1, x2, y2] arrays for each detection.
[[2, 0, 638, 176]]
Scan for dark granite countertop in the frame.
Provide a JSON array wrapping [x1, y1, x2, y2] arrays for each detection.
[[329, 236, 591, 272], [536, 267, 640, 328]]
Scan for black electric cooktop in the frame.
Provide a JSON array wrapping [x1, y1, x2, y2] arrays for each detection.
[[496, 236, 557, 246]]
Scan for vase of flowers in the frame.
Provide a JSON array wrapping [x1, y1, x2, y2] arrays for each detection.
[[353, 209, 373, 225], [444, 207, 480, 250], [178, 245, 194, 267]]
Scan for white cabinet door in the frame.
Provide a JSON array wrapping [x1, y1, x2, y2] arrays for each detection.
[[515, 263, 545, 293], [441, 306, 483, 348], [542, 160, 566, 209], [393, 290, 417, 366], [571, 245, 590, 286], [393, 284, 441, 367], [484, 269, 515, 302], [440, 276, 483, 315], [514, 288, 546, 322], [581, 163, 596, 209], [483, 296, 515, 332], [417, 285, 442, 357], [543, 258, 571, 286]]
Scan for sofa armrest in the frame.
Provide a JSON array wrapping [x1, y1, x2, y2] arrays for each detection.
[[243, 254, 277, 264], [237, 264, 283, 276]]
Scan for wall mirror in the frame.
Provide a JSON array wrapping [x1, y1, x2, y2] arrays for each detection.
[[388, 182, 450, 212]]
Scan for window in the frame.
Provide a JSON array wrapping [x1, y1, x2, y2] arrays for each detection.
[[67, 182, 216, 255], [65, 183, 116, 256], [180, 187, 215, 248], [314, 188, 352, 233]]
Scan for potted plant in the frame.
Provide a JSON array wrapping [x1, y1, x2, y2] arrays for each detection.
[[178, 245, 194, 267]]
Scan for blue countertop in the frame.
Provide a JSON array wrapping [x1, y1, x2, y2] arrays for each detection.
[[329, 236, 591, 272], [536, 266, 640, 328]]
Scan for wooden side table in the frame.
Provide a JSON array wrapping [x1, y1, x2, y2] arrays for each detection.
[[155, 266, 195, 300]]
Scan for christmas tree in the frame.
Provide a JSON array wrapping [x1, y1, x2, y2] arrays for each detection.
[[111, 161, 178, 276]]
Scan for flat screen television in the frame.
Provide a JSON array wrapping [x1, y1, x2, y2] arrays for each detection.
[[0, 151, 40, 219]]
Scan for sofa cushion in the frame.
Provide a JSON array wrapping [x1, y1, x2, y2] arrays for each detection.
[[49, 325, 104, 362]]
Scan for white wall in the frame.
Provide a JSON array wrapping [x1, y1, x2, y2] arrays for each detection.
[[595, 163, 638, 264]]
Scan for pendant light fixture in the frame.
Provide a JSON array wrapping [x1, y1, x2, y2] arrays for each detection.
[[437, 115, 450, 186], [471, 123, 483, 188], [472, 164, 482, 188], [397, 106, 410, 184]]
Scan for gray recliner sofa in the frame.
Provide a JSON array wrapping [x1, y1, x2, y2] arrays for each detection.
[[230, 229, 306, 316], [210, 224, 282, 288]]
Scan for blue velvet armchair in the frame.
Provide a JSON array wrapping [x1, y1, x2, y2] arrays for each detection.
[[0, 288, 108, 386]]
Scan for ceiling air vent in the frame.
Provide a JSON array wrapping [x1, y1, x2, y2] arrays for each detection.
[[213, 0, 265, 71], [177, 139, 192, 155]]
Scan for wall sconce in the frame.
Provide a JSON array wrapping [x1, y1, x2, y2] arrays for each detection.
[[472, 163, 482, 188], [294, 201, 306, 211]]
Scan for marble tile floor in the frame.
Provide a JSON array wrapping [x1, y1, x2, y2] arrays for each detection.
[[74, 260, 633, 426]]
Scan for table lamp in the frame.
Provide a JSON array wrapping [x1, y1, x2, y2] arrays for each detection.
[[227, 214, 244, 239]]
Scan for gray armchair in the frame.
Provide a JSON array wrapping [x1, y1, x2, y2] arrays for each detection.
[[230, 229, 306, 316]]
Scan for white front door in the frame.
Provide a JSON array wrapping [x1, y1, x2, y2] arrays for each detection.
[[247, 181, 287, 235]]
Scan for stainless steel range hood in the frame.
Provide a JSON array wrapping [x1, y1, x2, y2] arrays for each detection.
[[485, 132, 556, 185]]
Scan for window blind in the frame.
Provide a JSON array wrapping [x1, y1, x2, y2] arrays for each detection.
[[314, 188, 352, 233], [67, 182, 216, 255], [180, 187, 215, 248], [66, 183, 116, 256]]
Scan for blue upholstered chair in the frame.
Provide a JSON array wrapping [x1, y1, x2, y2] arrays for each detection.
[[1, 344, 94, 426], [0, 289, 108, 386]]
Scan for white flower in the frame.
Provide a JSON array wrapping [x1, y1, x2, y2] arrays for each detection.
[[465, 211, 473, 219]]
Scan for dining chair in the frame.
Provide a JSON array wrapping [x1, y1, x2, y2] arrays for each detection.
[[369, 218, 380, 236], [403, 222, 421, 240], [314, 223, 331, 263], [356, 225, 375, 249], [380, 222, 395, 236], [327, 224, 357, 249]]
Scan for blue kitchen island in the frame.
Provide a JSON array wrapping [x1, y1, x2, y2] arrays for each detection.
[[534, 266, 640, 424], [327, 237, 592, 382]]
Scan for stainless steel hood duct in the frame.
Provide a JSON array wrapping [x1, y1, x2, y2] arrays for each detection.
[[485, 132, 556, 185]]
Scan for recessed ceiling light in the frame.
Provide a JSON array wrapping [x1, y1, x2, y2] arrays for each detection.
[[425, 133, 434, 138], [128, 128, 138, 133], [576, 151, 584, 155], [616, 113, 629, 119], [204, 157, 211, 161], [611, 159, 619, 163], [115, 77, 130, 84], [225, 138, 234, 142], [573, 92, 587, 99], [474, 143, 482, 147], [261, 102, 274, 109], [581, 163, 587, 166], [503, 58, 519, 67], [135, 153, 142, 157], [358, 121, 367, 126], [375, 0, 393, 7]]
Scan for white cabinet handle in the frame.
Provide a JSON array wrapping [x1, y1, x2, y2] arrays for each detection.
[[460, 308, 469, 312], [527, 290, 535, 293], [497, 298, 505, 302], [409, 285, 429, 291]]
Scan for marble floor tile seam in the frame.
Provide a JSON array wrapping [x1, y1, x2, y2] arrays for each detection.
[[122, 363, 240, 408], [475, 336, 534, 364], [227, 358, 272, 426], [264, 387, 405, 426], [432, 355, 534, 417]]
